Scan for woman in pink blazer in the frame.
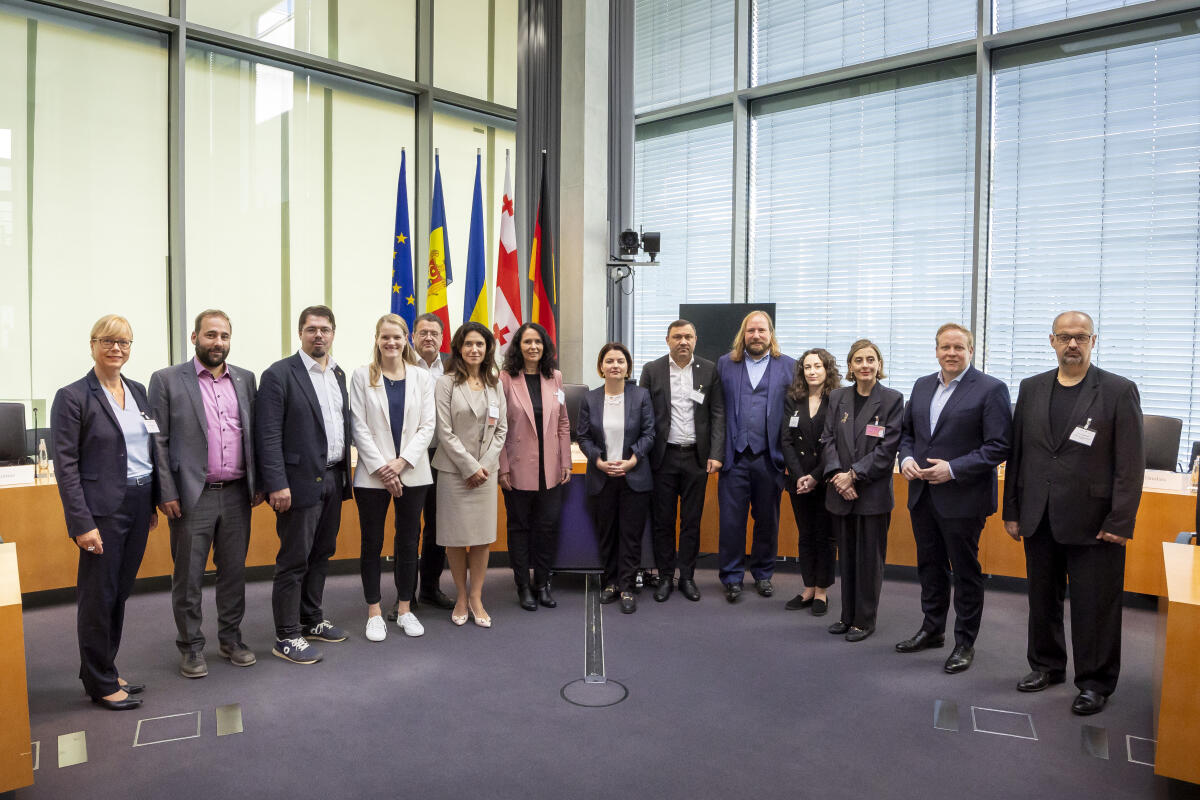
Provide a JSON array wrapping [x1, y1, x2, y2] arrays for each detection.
[[498, 322, 572, 611]]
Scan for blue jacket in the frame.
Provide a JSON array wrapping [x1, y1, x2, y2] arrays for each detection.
[[716, 352, 796, 473], [576, 382, 655, 495]]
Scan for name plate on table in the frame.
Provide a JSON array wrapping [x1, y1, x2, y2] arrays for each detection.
[[1144, 469, 1192, 493], [0, 465, 36, 487]]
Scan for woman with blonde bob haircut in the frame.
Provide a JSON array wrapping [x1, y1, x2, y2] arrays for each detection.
[[350, 314, 437, 641]]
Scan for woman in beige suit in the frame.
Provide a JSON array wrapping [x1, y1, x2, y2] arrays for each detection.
[[432, 321, 507, 627], [350, 314, 436, 642], [498, 322, 572, 611]]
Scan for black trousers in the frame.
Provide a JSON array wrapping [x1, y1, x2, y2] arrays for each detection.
[[77, 481, 152, 698], [169, 479, 251, 654], [910, 491, 986, 646], [1024, 514, 1126, 695], [650, 446, 708, 580], [787, 484, 835, 589], [271, 467, 344, 639], [504, 485, 563, 588], [418, 459, 447, 596], [590, 476, 650, 592], [356, 485, 429, 605], [834, 512, 889, 630]]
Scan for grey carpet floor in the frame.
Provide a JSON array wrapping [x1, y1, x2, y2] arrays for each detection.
[[16, 566, 1200, 800]]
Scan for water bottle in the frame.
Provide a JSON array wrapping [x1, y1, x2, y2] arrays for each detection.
[[37, 438, 49, 476]]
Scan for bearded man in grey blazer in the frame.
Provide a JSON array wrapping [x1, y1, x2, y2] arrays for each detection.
[[150, 310, 262, 678]]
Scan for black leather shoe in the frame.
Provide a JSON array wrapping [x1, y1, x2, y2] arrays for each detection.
[[678, 578, 701, 601], [943, 645, 975, 674], [654, 578, 673, 602], [1017, 669, 1065, 693], [536, 584, 557, 608], [92, 694, 142, 711], [827, 620, 849, 635], [518, 586, 537, 611], [119, 682, 145, 695], [845, 626, 874, 642], [1071, 689, 1107, 716], [895, 630, 946, 653], [599, 584, 620, 605], [754, 579, 774, 597], [620, 592, 637, 614], [725, 583, 743, 603], [784, 593, 813, 610], [419, 589, 456, 610], [812, 598, 828, 617]]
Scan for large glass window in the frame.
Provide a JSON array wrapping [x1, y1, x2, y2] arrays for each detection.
[[994, 0, 1160, 33], [633, 0, 735, 114], [752, 0, 975, 86], [987, 29, 1200, 465], [749, 64, 976, 398], [632, 115, 733, 375], [434, 0, 518, 107]]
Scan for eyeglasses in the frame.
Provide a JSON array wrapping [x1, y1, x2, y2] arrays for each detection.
[[92, 338, 132, 351], [1053, 333, 1093, 345], [415, 331, 442, 340]]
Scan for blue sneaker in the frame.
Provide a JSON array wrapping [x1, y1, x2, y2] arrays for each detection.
[[303, 620, 348, 642], [272, 637, 322, 664]]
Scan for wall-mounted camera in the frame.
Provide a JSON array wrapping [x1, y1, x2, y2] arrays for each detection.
[[616, 228, 660, 262]]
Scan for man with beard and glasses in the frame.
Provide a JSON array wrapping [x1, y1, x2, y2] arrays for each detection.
[[150, 310, 262, 677], [715, 311, 795, 602], [1003, 311, 1144, 716]]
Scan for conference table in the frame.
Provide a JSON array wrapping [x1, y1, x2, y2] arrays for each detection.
[[1, 457, 1194, 597]]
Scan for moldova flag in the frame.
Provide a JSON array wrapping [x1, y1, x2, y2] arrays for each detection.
[[389, 149, 417, 333], [426, 153, 453, 353], [463, 151, 489, 327]]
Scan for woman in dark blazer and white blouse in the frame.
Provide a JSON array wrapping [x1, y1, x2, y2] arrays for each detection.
[[51, 314, 160, 710], [780, 348, 840, 617], [498, 322, 572, 611], [821, 338, 902, 643], [576, 342, 655, 614], [350, 314, 437, 642]]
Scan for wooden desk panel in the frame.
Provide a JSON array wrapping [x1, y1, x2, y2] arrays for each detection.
[[0, 543, 34, 792], [1154, 542, 1200, 784]]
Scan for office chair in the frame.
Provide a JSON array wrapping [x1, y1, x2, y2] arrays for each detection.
[[561, 383, 589, 442], [0, 403, 29, 465], [1143, 414, 1182, 472]]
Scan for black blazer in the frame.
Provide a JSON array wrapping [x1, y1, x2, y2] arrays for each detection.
[[255, 353, 352, 510], [51, 370, 160, 538], [898, 365, 1012, 518], [1002, 366, 1144, 544], [781, 392, 829, 484], [638, 354, 725, 470], [576, 382, 656, 495], [821, 382, 903, 517]]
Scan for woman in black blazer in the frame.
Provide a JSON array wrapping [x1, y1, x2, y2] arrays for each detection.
[[780, 348, 840, 617], [51, 314, 159, 710], [576, 342, 655, 614], [821, 339, 902, 642]]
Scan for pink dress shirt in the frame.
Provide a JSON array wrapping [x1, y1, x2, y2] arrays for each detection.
[[194, 357, 245, 482]]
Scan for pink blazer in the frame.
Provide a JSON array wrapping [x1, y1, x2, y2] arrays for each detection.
[[499, 369, 572, 491]]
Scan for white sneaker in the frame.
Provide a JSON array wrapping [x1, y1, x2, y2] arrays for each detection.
[[365, 615, 387, 642], [397, 611, 425, 637]]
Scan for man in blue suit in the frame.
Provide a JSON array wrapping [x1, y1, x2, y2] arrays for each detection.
[[896, 323, 1011, 673], [716, 311, 796, 602]]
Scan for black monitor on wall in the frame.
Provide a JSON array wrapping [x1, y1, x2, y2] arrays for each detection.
[[678, 303, 776, 365]]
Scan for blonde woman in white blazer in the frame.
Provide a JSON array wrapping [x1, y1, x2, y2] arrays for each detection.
[[350, 314, 436, 642]]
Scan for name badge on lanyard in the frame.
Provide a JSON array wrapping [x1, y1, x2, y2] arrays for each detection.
[[141, 413, 161, 434], [1069, 418, 1096, 447], [865, 416, 885, 438]]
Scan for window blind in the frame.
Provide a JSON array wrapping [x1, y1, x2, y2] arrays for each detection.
[[994, 0, 1159, 34], [633, 0, 735, 114]]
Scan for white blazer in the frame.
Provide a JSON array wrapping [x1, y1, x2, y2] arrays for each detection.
[[350, 364, 436, 488]]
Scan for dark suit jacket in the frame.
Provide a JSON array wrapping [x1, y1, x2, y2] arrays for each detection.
[[822, 382, 903, 516], [1002, 366, 1144, 544], [716, 352, 796, 473], [149, 360, 258, 512], [638, 354, 725, 470], [51, 370, 160, 538], [898, 365, 1012, 518], [781, 393, 829, 483], [576, 383, 655, 495], [255, 353, 352, 510]]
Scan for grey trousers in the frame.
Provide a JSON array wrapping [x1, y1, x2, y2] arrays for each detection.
[[169, 481, 252, 653]]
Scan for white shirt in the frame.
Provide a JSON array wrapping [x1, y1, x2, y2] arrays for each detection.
[[602, 392, 626, 462], [298, 349, 345, 465], [667, 357, 696, 446], [417, 354, 445, 379]]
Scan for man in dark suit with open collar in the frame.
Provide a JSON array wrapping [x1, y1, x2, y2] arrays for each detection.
[[1003, 310, 1144, 715], [639, 319, 725, 602], [895, 323, 1011, 674], [256, 305, 353, 665], [715, 311, 795, 602], [150, 309, 262, 678]]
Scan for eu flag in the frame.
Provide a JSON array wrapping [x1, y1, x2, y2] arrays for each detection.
[[390, 149, 417, 334]]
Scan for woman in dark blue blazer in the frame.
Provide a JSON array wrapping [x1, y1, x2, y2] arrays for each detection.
[[51, 314, 159, 710], [576, 342, 655, 614], [821, 338, 902, 643]]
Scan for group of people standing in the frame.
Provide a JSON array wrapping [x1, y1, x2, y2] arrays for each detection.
[[51, 305, 1143, 720]]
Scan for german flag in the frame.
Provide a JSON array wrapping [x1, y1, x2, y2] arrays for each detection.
[[528, 150, 557, 345]]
